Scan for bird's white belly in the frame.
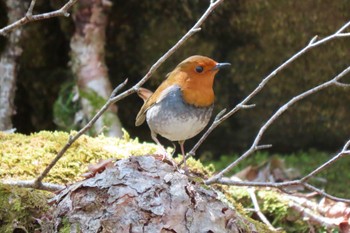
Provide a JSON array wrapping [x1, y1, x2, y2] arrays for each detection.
[[146, 106, 211, 141]]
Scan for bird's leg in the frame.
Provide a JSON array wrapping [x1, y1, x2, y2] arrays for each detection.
[[178, 140, 189, 174], [151, 131, 174, 163]]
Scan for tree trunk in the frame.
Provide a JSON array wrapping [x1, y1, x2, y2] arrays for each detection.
[[70, 0, 122, 137], [0, 1, 26, 131]]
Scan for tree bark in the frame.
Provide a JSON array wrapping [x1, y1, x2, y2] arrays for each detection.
[[70, 0, 122, 137], [52, 156, 267, 233], [0, 1, 26, 131]]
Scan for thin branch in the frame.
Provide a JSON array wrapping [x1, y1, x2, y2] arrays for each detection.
[[206, 65, 350, 184], [211, 138, 350, 202], [0, 0, 77, 36], [286, 195, 338, 229], [108, 0, 225, 103], [300, 141, 350, 182], [26, 0, 37, 17], [215, 177, 350, 203], [2, 179, 64, 192], [334, 80, 350, 87], [30, 0, 226, 188], [189, 19, 350, 159], [247, 188, 277, 231], [34, 79, 128, 187]]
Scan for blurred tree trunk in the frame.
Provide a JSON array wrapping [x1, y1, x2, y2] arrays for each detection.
[[70, 0, 122, 137], [0, 1, 26, 131]]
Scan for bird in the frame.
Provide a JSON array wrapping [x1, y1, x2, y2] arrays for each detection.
[[135, 55, 230, 171]]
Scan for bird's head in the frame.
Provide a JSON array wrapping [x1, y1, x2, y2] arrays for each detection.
[[176, 55, 230, 79], [171, 55, 230, 107]]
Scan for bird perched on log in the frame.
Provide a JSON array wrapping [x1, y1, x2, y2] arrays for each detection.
[[135, 55, 230, 171]]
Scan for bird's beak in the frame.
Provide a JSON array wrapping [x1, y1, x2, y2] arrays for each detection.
[[212, 62, 231, 70]]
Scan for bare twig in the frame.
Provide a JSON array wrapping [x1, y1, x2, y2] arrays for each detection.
[[286, 195, 338, 229], [30, 0, 225, 188], [26, 0, 37, 17], [208, 138, 350, 203], [2, 179, 64, 192], [300, 140, 350, 183], [34, 79, 128, 187], [189, 19, 350, 159], [206, 66, 350, 184], [216, 178, 350, 203], [108, 0, 225, 103], [0, 0, 77, 36], [247, 188, 277, 231]]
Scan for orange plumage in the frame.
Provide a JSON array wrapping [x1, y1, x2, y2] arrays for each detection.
[[136, 55, 230, 170]]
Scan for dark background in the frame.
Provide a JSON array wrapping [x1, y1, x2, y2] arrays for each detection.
[[1, 0, 350, 158]]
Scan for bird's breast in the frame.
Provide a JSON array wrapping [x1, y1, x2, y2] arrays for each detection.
[[146, 85, 213, 141]]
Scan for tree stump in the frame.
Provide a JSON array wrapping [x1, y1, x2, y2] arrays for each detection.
[[52, 155, 265, 233]]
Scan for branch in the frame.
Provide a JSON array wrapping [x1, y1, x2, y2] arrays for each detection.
[[108, 0, 225, 103], [247, 188, 277, 231], [206, 64, 350, 184], [2, 179, 64, 192], [29, 0, 226, 188], [0, 0, 78, 36], [34, 79, 128, 187], [300, 141, 350, 183], [215, 178, 350, 203], [208, 137, 350, 203], [189, 19, 350, 158], [286, 195, 339, 229]]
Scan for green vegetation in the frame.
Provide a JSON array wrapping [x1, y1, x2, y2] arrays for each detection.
[[0, 130, 158, 184], [0, 184, 52, 233]]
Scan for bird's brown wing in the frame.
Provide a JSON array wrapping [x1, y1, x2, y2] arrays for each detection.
[[135, 79, 180, 126], [135, 69, 184, 126]]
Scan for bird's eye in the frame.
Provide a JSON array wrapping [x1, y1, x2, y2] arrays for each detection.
[[195, 66, 204, 73]]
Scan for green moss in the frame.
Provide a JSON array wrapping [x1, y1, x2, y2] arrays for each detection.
[[175, 155, 215, 177], [58, 217, 71, 233], [0, 130, 158, 184], [0, 184, 52, 233]]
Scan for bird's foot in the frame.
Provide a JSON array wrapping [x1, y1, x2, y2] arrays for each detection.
[[178, 166, 190, 176], [153, 147, 177, 168]]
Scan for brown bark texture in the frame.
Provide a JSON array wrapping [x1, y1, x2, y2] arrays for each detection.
[[70, 0, 122, 137], [52, 155, 264, 233], [0, 1, 26, 131]]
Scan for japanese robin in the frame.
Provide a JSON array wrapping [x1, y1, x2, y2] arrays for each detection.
[[135, 55, 230, 170]]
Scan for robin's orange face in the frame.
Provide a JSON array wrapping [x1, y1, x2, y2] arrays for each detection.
[[170, 56, 220, 107], [178, 56, 219, 81]]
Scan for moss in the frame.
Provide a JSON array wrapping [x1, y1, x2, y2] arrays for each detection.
[[0, 130, 158, 184], [0, 184, 52, 233], [175, 155, 215, 178], [58, 217, 71, 233]]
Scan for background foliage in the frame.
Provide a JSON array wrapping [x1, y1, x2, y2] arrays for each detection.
[[0, 0, 349, 157]]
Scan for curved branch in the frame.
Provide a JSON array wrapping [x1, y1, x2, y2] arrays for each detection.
[[0, 0, 78, 36]]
